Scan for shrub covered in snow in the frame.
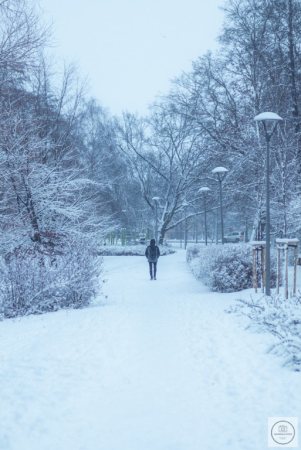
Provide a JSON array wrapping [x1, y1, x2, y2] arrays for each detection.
[[98, 245, 176, 256], [187, 244, 277, 293], [0, 238, 102, 318], [226, 295, 301, 371], [186, 244, 202, 263]]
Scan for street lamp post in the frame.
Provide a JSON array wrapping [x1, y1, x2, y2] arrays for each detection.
[[180, 213, 183, 248], [152, 197, 160, 243], [182, 201, 189, 249], [199, 187, 210, 246], [212, 167, 228, 244], [254, 112, 283, 296], [121, 209, 127, 245]]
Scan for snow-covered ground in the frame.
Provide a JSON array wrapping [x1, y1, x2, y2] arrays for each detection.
[[0, 249, 300, 450]]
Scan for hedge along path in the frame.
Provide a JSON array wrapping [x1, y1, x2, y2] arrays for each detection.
[[187, 243, 258, 292]]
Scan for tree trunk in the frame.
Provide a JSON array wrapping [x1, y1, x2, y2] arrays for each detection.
[[288, 0, 300, 133]]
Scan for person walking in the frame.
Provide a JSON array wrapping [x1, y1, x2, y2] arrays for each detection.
[[145, 238, 160, 280]]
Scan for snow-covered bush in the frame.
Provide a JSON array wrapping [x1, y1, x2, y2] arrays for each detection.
[[186, 245, 202, 263], [187, 244, 277, 293], [0, 238, 102, 318], [98, 245, 176, 256], [227, 295, 301, 371]]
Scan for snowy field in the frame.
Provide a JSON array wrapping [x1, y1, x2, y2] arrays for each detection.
[[0, 249, 300, 450]]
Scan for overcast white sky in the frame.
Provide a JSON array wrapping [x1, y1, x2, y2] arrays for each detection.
[[38, 0, 224, 116]]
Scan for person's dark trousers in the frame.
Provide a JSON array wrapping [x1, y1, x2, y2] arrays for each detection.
[[149, 262, 157, 279]]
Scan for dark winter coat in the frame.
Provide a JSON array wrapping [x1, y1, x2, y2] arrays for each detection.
[[145, 243, 160, 263]]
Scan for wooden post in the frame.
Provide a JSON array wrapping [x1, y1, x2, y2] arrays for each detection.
[[253, 249, 257, 293], [284, 244, 288, 299], [277, 246, 281, 295], [262, 247, 266, 293], [294, 245, 297, 296], [251, 241, 267, 294], [276, 239, 299, 298]]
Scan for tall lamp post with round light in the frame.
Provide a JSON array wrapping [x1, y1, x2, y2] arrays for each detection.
[[199, 187, 210, 246], [212, 167, 228, 244], [152, 197, 160, 243], [182, 201, 189, 250], [254, 112, 283, 296]]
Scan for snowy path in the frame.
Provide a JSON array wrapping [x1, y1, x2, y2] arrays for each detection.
[[0, 249, 300, 450]]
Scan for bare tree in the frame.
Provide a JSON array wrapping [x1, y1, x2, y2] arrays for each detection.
[[116, 100, 214, 242]]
